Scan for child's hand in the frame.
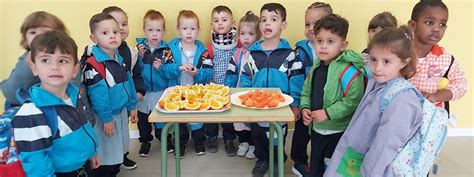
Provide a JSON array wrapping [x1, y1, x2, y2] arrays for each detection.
[[424, 90, 453, 103], [90, 156, 100, 169], [129, 109, 138, 123], [290, 106, 301, 121], [152, 58, 162, 70], [137, 44, 146, 57], [179, 64, 192, 72], [311, 109, 328, 122], [103, 121, 116, 137], [187, 66, 198, 76], [136, 93, 144, 101], [302, 108, 313, 126]]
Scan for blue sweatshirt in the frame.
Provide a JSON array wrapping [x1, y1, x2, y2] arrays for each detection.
[[136, 38, 174, 92], [12, 83, 98, 176], [295, 39, 318, 75], [82, 46, 137, 123]]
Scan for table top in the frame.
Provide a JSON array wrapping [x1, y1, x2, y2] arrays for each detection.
[[148, 88, 295, 123]]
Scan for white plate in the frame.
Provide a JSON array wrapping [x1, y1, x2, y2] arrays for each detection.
[[230, 90, 293, 109], [155, 87, 231, 113]]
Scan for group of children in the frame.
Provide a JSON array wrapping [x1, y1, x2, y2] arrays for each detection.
[[0, 0, 468, 177]]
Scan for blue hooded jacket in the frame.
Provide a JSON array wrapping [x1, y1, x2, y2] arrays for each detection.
[[82, 46, 137, 123], [12, 83, 98, 176], [136, 38, 174, 92], [295, 39, 319, 75]]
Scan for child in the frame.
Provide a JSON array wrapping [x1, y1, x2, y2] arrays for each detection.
[[1, 11, 66, 110], [165, 10, 213, 158], [83, 13, 138, 177], [290, 2, 332, 176], [300, 14, 366, 177], [238, 3, 304, 176], [102, 6, 144, 170], [135, 9, 175, 157], [206, 5, 238, 156], [408, 0, 467, 111], [324, 26, 424, 177], [225, 11, 261, 159], [361, 12, 397, 61], [12, 31, 99, 176]]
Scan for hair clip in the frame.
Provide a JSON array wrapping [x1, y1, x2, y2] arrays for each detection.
[[404, 32, 411, 40]]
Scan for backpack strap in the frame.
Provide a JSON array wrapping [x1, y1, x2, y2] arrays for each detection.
[[129, 45, 139, 75], [442, 56, 455, 114], [233, 48, 244, 64], [379, 78, 424, 112], [206, 44, 214, 59], [339, 64, 361, 96], [85, 57, 106, 79]]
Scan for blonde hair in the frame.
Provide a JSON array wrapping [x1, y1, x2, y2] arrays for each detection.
[[307, 2, 333, 14], [20, 11, 67, 50], [177, 10, 200, 29], [143, 9, 165, 30], [238, 11, 261, 39], [368, 25, 418, 79]]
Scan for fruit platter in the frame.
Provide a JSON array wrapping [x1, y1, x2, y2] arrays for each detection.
[[156, 83, 231, 113], [230, 89, 293, 109]]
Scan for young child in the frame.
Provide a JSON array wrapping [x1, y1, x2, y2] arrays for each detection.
[[1, 11, 66, 110], [300, 14, 366, 177], [135, 9, 175, 157], [361, 12, 398, 61], [102, 6, 144, 170], [290, 2, 332, 176], [408, 0, 467, 112], [225, 11, 261, 159], [165, 10, 213, 158], [238, 3, 305, 176], [206, 5, 238, 156], [83, 13, 138, 177], [324, 26, 424, 177], [12, 31, 99, 176]]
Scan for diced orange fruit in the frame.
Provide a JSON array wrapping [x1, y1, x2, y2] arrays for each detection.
[[164, 102, 180, 111]]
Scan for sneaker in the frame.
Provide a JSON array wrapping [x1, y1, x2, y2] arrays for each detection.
[[139, 142, 151, 157], [121, 155, 137, 170], [207, 136, 218, 153], [195, 144, 207, 156], [237, 142, 249, 157], [167, 143, 175, 153], [291, 164, 311, 177], [251, 161, 269, 177], [224, 139, 237, 157], [245, 145, 256, 159], [174, 145, 185, 159]]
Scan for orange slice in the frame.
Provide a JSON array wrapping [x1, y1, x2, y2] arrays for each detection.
[[184, 102, 201, 110], [199, 101, 211, 110], [210, 98, 224, 110], [213, 95, 229, 105], [164, 102, 180, 111], [217, 87, 230, 96]]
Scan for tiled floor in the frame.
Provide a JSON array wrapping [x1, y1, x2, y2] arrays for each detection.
[[118, 136, 473, 177]]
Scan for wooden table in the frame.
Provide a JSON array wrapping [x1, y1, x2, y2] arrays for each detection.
[[148, 88, 295, 177]]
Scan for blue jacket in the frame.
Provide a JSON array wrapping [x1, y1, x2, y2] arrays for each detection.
[[295, 39, 318, 76], [83, 46, 137, 123], [136, 38, 174, 92], [12, 83, 98, 176], [164, 38, 213, 87], [240, 39, 305, 109], [225, 47, 246, 88]]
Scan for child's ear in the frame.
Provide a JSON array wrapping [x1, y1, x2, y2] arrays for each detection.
[[341, 41, 349, 51], [408, 20, 416, 32], [281, 21, 287, 31], [29, 62, 39, 76], [89, 34, 97, 44], [72, 63, 80, 77]]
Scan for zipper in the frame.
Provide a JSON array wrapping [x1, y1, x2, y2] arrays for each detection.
[[266, 52, 270, 87]]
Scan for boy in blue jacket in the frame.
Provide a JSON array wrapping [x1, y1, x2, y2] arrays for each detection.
[[162, 10, 213, 158], [82, 13, 138, 177], [239, 3, 305, 177], [12, 31, 99, 177]]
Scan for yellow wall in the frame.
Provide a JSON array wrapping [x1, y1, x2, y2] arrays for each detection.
[[1, 0, 472, 128]]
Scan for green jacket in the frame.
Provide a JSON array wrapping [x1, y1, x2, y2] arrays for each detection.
[[300, 50, 365, 131]]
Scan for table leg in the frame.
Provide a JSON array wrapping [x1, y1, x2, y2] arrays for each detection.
[[161, 123, 172, 177], [269, 125, 274, 177], [174, 123, 180, 177], [269, 122, 284, 177]]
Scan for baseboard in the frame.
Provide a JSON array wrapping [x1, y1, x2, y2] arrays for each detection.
[[129, 128, 474, 139]]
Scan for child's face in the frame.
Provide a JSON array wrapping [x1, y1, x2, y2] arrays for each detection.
[[368, 46, 408, 83], [409, 6, 448, 46], [109, 11, 129, 41], [259, 10, 287, 40], [26, 27, 53, 48], [368, 26, 383, 41], [314, 29, 348, 64], [177, 17, 200, 44], [144, 19, 165, 47], [305, 9, 328, 41], [30, 48, 78, 92], [90, 19, 121, 54], [239, 22, 259, 49], [211, 11, 234, 34]]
